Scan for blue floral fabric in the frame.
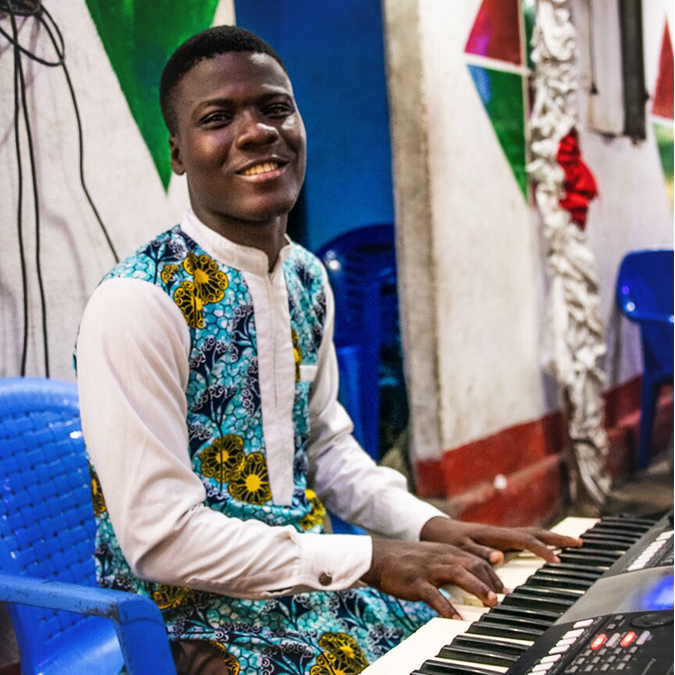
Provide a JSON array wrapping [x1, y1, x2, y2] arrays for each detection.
[[87, 226, 435, 674]]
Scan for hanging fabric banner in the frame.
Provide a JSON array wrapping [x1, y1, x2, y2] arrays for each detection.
[[528, 0, 611, 510]]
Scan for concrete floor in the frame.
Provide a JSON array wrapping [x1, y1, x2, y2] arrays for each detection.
[[601, 445, 674, 518]]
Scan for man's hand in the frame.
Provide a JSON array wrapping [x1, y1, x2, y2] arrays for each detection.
[[420, 517, 583, 566], [361, 539, 504, 619]]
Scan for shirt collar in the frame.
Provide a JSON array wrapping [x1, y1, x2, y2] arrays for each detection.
[[180, 209, 293, 276]]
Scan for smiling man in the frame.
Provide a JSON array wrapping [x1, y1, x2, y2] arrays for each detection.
[[76, 26, 580, 675]]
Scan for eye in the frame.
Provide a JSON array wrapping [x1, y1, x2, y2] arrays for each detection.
[[264, 102, 293, 118], [201, 111, 232, 126]]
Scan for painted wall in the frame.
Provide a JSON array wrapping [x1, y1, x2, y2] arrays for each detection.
[[0, 1, 234, 382], [386, 0, 673, 465], [233, 0, 395, 252]]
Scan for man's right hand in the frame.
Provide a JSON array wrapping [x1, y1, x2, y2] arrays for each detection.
[[360, 539, 505, 619]]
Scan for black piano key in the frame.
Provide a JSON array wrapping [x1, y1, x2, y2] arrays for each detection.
[[580, 533, 632, 550], [453, 634, 530, 655], [538, 562, 604, 578], [438, 640, 523, 668], [474, 611, 549, 633], [576, 538, 629, 554], [557, 551, 617, 567], [566, 544, 622, 558], [588, 525, 643, 540], [599, 516, 655, 529], [581, 535, 641, 549], [514, 585, 581, 602], [412, 658, 498, 675], [502, 590, 575, 612], [527, 572, 594, 591], [468, 619, 543, 641], [487, 604, 559, 625]]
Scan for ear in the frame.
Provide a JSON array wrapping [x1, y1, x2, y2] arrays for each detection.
[[169, 135, 186, 176]]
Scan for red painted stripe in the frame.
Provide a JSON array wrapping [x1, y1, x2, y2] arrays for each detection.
[[414, 376, 673, 506]]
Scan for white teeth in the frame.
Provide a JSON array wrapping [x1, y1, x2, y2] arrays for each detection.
[[242, 162, 279, 176]]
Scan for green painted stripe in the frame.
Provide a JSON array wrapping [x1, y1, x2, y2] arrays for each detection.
[[85, 0, 220, 189], [468, 64, 528, 198]]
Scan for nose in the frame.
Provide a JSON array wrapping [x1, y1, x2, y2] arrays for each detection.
[[235, 110, 279, 149]]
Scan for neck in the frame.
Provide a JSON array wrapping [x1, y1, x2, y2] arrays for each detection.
[[193, 207, 289, 272]]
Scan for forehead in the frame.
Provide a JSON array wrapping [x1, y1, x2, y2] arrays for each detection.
[[173, 52, 294, 116]]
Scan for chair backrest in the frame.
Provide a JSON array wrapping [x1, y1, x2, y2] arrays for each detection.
[[0, 378, 105, 673], [616, 248, 674, 318], [316, 225, 403, 459], [317, 224, 399, 349], [616, 248, 674, 376]]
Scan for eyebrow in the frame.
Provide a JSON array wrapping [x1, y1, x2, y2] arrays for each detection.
[[192, 90, 293, 116]]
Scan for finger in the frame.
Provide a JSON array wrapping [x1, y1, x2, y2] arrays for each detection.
[[453, 554, 505, 594], [461, 541, 504, 566], [435, 565, 499, 607], [511, 534, 561, 563], [526, 529, 583, 549], [418, 583, 462, 620], [476, 529, 564, 564]]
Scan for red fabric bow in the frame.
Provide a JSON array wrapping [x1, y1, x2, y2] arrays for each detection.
[[556, 129, 598, 229]]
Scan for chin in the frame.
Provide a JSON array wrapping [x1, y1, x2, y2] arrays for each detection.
[[244, 197, 298, 221]]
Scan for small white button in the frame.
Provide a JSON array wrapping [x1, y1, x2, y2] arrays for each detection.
[[532, 663, 553, 672], [550, 645, 570, 654], [541, 654, 562, 663], [563, 629, 585, 639], [637, 631, 652, 645], [574, 619, 594, 628], [606, 633, 621, 647]]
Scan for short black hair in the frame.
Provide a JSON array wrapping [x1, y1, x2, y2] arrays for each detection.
[[160, 25, 287, 134]]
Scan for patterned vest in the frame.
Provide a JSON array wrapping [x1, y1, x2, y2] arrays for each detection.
[[88, 225, 328, 632]]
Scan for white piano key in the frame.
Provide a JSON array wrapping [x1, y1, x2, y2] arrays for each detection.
[[361, 517, 600, 675], [360, 617, 473, 675]]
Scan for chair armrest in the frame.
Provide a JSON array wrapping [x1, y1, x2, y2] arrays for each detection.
[[0, 572, 176, 675]]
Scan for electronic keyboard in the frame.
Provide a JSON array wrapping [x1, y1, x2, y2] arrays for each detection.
[[362, 513, 674, 675]]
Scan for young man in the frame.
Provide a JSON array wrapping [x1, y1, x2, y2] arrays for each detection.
[[76, 26, 580, 675]]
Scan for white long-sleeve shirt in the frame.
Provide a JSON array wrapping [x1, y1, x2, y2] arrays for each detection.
[[76, 210, 446, 599]]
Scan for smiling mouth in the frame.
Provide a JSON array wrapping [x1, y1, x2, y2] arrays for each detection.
[[239, 161, 284, 177]]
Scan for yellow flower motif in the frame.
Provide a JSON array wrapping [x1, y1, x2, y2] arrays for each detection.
[[209, 642, 240, 675], [152, 584, 194, 610], [291, 329, 302, 382], [160, 263, 180, 284], [300, 488, 326, 531], [200, 435, 246, 486], [228, 452, 272, 505], [174, 281, 204, 328], [184, 252, 229, 304], [310, 633, 368, 675], [152, 584, 215, 610], [88, 464, 107, 516]]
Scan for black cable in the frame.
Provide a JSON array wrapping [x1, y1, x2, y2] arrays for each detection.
[[587, 1, 599, 95], [8, 1, 50, 377], [12, 23, 29, 376], [39, 5, 119, 262], [0, 6, 64, 67], [2, 0, 120, 376]]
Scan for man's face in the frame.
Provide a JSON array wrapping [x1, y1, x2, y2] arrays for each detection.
[[169, 52, 306, 227]]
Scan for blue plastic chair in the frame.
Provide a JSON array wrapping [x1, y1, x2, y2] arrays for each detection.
[[616, 249, 674, 469], [317, 224, 401, 461], [0, 377, 176, 675]]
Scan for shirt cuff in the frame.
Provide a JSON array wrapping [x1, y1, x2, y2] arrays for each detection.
[[387, 491, 451, 541], [294, 532, 373, 590]]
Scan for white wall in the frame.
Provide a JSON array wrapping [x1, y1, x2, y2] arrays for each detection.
[[0, 1, 234, 381], [388, 0, 673, 463]]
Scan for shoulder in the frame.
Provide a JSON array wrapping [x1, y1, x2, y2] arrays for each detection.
[[103, 226, 195, 284], [285, 243, 328, 291]]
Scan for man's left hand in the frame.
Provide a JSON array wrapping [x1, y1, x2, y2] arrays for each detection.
[[420, 517, 583, 566]]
